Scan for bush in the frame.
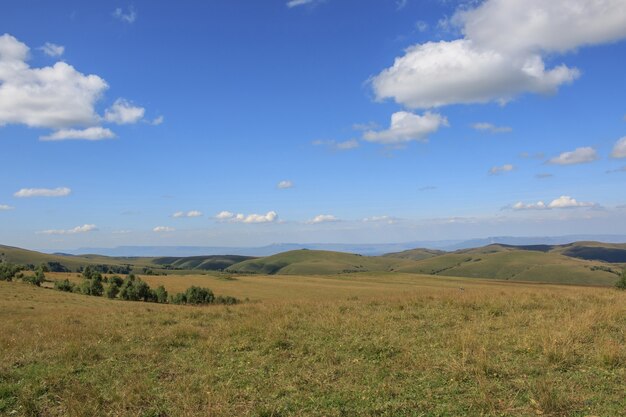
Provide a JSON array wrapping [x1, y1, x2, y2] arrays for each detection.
[[105, 283, 120, 299], [81, 277, 104, 296], [0, 262, 23, 282], [119, 274, 152, 301], [184, 286, 215, 304], [215, 295, 239, 305], [154, 285, 168, 303], [616, 269, 626, 290], [54, 279, 75, 292], [22, 274, 44, 286]]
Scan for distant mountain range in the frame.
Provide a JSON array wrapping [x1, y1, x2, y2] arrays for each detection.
[[53, 234, 626, 257]]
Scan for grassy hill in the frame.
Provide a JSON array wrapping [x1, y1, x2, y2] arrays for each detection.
[[151, 255, 254, 271], [381, 247, 446, 261], [395, 244, 624, 285], [226, 249, 417, 275]]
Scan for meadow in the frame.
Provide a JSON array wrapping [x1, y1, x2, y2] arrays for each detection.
[[1, 271, 625, 417]]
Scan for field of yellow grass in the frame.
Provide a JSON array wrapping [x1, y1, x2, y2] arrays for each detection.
[[1, 273, 625, 416]]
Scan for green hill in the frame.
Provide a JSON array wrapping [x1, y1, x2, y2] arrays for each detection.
[[382, 247, 446, 261], [395, 244, 623, 285], [152, 255, 254, 271], [226, 249, 417, 275]]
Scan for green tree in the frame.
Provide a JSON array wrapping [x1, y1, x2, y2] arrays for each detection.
[[154, 285, 168, 303], [0, 262, 22, 282]]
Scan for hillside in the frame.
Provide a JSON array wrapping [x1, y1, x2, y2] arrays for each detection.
[[226, 249, 417, 275], [381, 247, 446, 261], [395, 244, 623, 286], [151, 255, 254, 271]]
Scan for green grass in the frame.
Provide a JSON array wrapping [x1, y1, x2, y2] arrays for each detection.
[[1, 278, 625, 417]]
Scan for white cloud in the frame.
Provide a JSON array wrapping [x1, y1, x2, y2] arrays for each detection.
[[286, 0, 319, 8], [172, 210, 203, 218], [372, 40, 578, 108], [40, 224, 97, 235], [611, 136, 626, 158], [548, 147, 598, 165], [313, 139, 359, 151], [14, 187, 71, 198], [511, 195, 594, 210], [153, 226, 175, 233], [215, 211, 235, 220], [151, 115, 164, 125], [40, 127, 116, 141], [472, 122, 512, 133], [372, 0, 626, 109], [489, 164, 514, 175], [39, 42, 64, 57], [0, 34, 108, 129], [363, 111, 447, 144], [396, 0, 408, 11], [0, 204, 14, 210], [277, 180, 294, 189], [307, 214, 339, 224], [104, 99, 145, 125], [362, 215, 398, 224], [215, 211, 278, 224], [113, 7, 137, 23], [459, 0, 626, 55]]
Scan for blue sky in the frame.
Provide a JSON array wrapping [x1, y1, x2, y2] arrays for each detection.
[[1, 0, 625, 250]]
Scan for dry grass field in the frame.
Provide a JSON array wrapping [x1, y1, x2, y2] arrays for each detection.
[[1, 273, 625, 416]]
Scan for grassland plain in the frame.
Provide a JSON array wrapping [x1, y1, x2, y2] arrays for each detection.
[[1, 272, 625, 417]]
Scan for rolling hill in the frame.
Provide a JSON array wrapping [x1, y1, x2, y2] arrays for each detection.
[[225, 249, 418, 275]]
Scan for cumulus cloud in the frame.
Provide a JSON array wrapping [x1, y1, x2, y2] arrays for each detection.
[[39, 42, 64, 57], [363, 111, 447, 144], [0, 204, 14, 210], [215, 211, 278, 224], [151, 115, 164, 126], [153, 226, 175, 233], [489, 164, 514, 175], [113, 7, 137, 23], [104, 99, 145, 125], [172, 210, 203, 218], [511, 195, 595, 210], [371, 0, 626, 109], [313, 139, 359, 151], [472, 122, 512, 133], [14, 187, 71, 198], [40, 224, 97, 235], [40, 127, 116, 141], [307, 214, 339, 224], [0, 34, 108, 129], [548, 147, 598, 165], [611, 136, 626, 158], [277, 180, 294, 189]]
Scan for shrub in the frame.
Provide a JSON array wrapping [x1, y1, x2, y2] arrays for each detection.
[[215, 295, 239, 305], [0, 262, 23, 282], [154, 285, 168, 303], [81, 277, 104, 296], [616, 268, 626, 290], [105, 283, 120, 299], [119, 274, 152, 301], [22, 274, 44, 286], [54, 279, 75, 292], [184, 286, 215, 304]]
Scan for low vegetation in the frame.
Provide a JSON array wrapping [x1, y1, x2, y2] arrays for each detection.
[[0, 277, 624, 416]]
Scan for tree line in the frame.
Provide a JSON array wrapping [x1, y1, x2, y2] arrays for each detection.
[[0, 262, 239, 305]]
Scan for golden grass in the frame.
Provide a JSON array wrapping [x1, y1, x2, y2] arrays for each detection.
[[1, 274, 625, 417]]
